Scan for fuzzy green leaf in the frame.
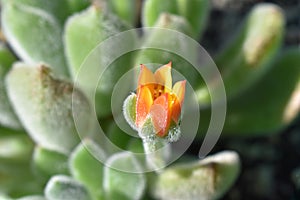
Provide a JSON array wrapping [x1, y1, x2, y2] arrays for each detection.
[[1, 2, 68, 77], [45, 175, 91, 200], [153, 151, 240, 200], [1, 0, 71, 26], [0, 44, 21, 129], [104, 152, 146, 200], [69, 140, 106, 200], [5, 63, 92, 154], [64, 5, 135, 117]]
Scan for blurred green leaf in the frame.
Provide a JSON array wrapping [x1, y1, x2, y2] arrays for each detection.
[[1, 2, 69, 77], [1, 0, 71, 26], [223, 48, 300, 134], [0, 44, 21, 129], [67, 0, 91, 14], [108, 0, 140, 26], [69, 139, 106, 200], [107, 121, 133, 152], [32, 147, 69, 181], [0, 160, 43, 198], [64, 5, 135, 117], [152, 151, 240, 200], [44, 175, 91, 200], [206, 3, 285, 102], [17, 196, 46, 200], [0, 129, 33, 162], [177, 0, 210, 39], [104, 152, 146, 200], [142, 0, 178, 27], [5, 63, 92, 154]]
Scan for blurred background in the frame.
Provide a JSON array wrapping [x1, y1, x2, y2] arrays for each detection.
[[0, 0, 299, 199]]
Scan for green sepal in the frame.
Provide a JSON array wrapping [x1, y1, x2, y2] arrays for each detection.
[[123, 93, 137, 131], [139, 116, 155, 139]]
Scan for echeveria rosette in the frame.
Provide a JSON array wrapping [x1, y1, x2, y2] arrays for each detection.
[[123, 62, 186, 169]]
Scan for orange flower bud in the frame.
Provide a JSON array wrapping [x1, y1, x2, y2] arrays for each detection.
[[135, 62, 186, 137]]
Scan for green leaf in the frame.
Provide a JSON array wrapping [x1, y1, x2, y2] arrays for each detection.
[[0, 129, 33, 162], [67, 0, 91, 13], [64, 5, 135, 117], [69, 139, 106, 200], [5, 63, 92, 154], [1, 0, 71, 26], [142, 0, 178, 27], [45, 175, 91, 200], [104, 152, 146, 200], [223, 48, 300, 135], [152, 151, 240, 200], [108, 0, 140, 26], [32, 147, 69, 181], [17, 196, 46, 200], [207, 3, 285, 102], [0, 159, 43, 197], [176, 0, 210, 39], [1, 2, 68, 77], [0, 44, 21, 129], [107, 121, 133, 151]]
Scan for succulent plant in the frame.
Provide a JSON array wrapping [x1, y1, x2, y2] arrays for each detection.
[[0, 0, 299, 200]]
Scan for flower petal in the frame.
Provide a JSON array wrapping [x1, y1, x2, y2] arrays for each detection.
[[172, 80, 186, 123], [150, 93, 172, 137], [154, 62, 172, 91], [138, 64, 156, 86], [172, 80, 186, 104], [136, 85, 153, 128]]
